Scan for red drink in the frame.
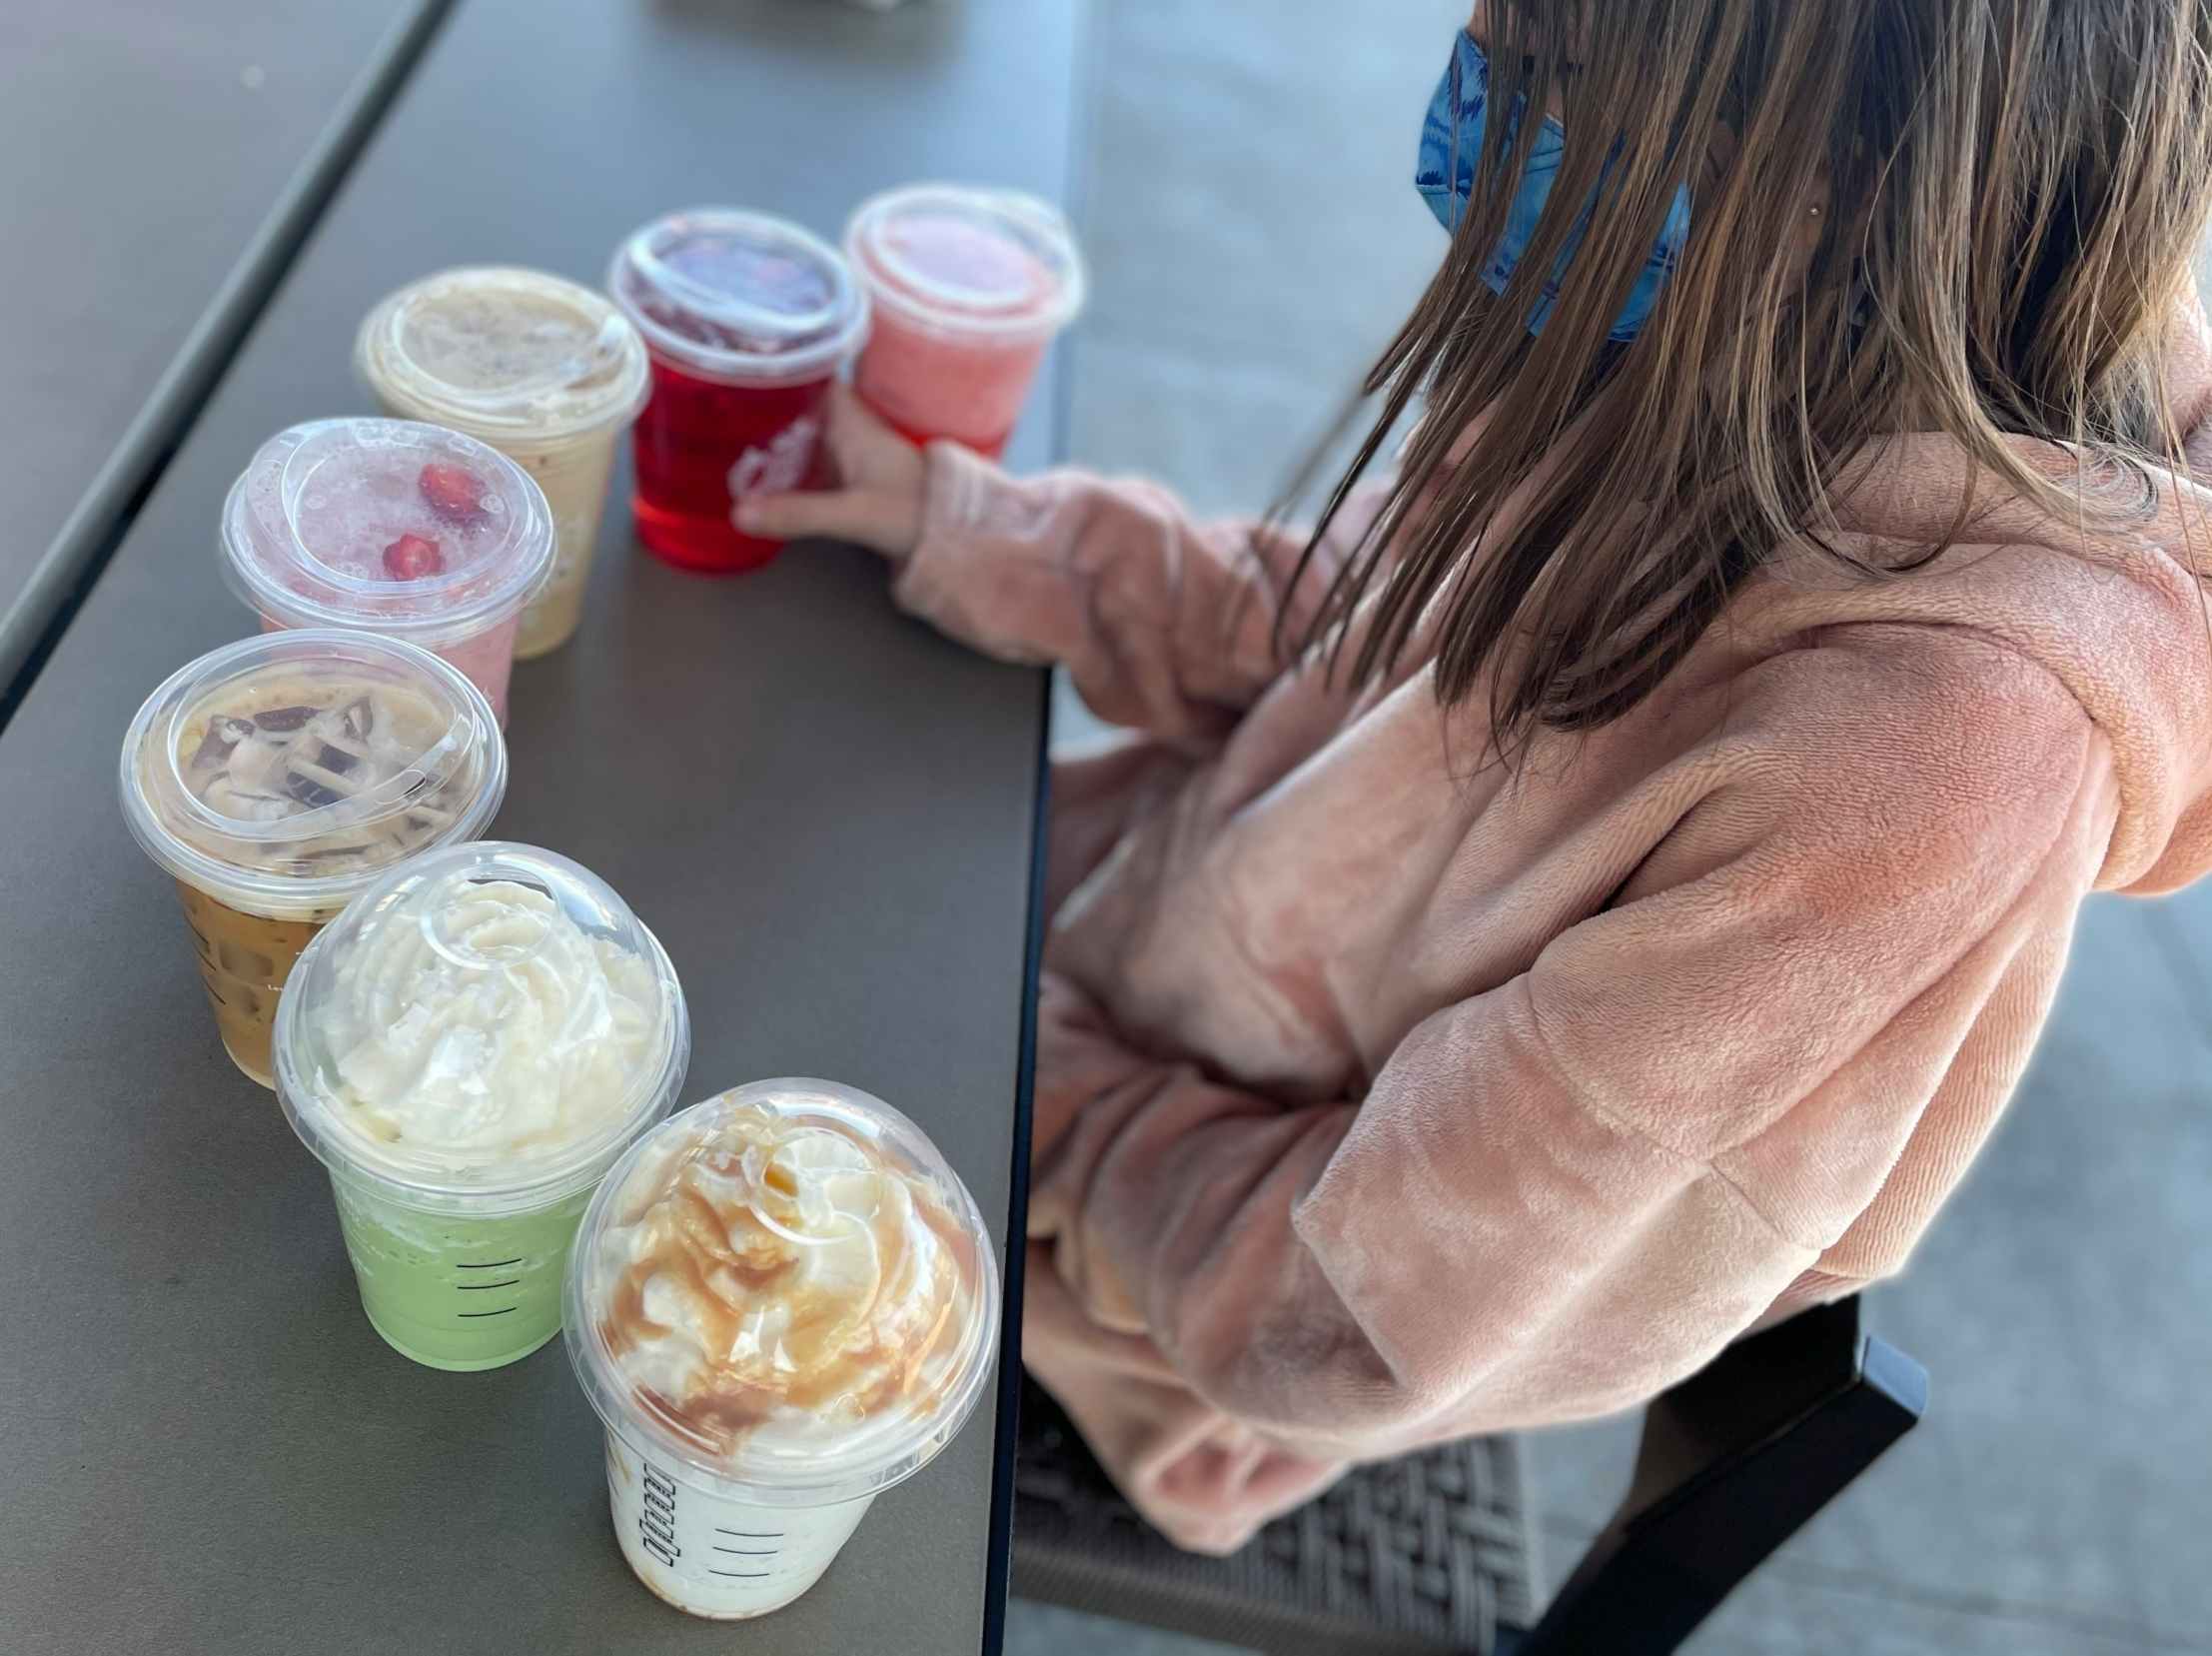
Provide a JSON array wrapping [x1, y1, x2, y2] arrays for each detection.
[[608, 210, 868, 574], [626, 355, 831, 572], [844, 186, 1086, 458]]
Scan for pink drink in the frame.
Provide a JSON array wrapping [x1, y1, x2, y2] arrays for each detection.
[[220, 419, 555, 724], [844, 186, 1086, 458], [608, 211, 868, 574]]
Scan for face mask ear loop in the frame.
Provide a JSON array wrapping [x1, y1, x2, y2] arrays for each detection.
[[1446, 33, 1469, 235]]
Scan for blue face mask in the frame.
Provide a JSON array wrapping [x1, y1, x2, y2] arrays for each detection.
[[1416, 31, 1692, 343]]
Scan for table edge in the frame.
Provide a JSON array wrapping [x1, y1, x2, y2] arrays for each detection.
[[0, 0, 455, 726], [979, 3, 1100, 1649]]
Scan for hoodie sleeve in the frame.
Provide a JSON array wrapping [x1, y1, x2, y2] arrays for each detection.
[[889, 443, 1390, 751], [1027, 627, 2110, 1547]]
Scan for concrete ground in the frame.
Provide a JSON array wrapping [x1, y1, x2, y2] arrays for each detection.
[[1009, 2, 2212, 1651]]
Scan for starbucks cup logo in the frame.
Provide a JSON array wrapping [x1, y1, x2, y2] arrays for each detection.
[[639, 1461, 682, 1568], [727, 417, 820, 502]]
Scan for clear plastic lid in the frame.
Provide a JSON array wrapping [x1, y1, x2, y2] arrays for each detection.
[[564, 1079, 1002, 1506], [220, 419, 555, 649], [274, 842, 690, 1212], [844, 183, 1087, 342], [119, 630, 507, 920], [606, 208, 869, 386], [355, 267, 651, 446]]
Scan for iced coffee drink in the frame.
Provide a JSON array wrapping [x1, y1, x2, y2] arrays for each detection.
[[564, 1080, 1001, 1618], [119, 631, 506, 1086], [357, 269, 649, 659]]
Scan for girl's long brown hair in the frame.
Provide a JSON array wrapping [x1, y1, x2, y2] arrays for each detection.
[[1287, 0, 2212, 750]]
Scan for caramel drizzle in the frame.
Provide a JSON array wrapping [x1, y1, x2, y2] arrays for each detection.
[[598, 1113, 980, 1460]]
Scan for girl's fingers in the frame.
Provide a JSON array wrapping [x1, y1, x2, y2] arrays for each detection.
[[735, 389, 926, 556], [824, 384, 920, 480], [733, 489, 909, 557]]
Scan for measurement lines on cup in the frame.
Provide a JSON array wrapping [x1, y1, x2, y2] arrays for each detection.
[[456, 1257, 524, 1317], [709, 1525, 780, 1574]]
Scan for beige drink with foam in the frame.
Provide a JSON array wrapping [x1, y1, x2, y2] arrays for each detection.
[[358, 268, 649, 659]]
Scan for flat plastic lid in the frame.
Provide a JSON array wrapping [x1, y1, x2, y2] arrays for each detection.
[[118, 630, 507, 919], [220, 419, 555, 646], [844, 183, 1086, 340], [356, 267, 650, 445], [607, 208, 868, 386], [564, 1079, 1002, 1506], [275, 842, 690, 1210]]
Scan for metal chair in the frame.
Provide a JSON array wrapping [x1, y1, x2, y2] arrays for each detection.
[[1011, 1296, 1927, 1654]]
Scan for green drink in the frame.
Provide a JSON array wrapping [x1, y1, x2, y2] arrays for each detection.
[[277, 842, 689, 1372], [329, 1175, 592, 1371]]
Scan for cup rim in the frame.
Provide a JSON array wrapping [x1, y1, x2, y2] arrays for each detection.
[[607, 207, 871, 387], [118, 629, 509, 919], [843, 181, 1088, 343], [357, 265, 653, 446], [218, 419, 556, 643]]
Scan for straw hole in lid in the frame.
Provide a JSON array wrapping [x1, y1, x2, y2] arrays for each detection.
[[421, 874, 560, 970]]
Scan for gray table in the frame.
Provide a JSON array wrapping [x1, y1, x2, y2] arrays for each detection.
[[0, 0, 1082, 1649], [0, 0, 447, 704]]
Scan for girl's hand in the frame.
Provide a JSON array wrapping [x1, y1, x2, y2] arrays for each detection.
[[732, 383, 926, 560]]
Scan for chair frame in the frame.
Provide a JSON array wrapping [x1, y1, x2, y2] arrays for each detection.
[[1012, 1295, 1928, 1656]]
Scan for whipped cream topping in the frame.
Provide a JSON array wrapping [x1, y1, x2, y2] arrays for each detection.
[[590, 1103, 978, 1458], [316, 878, 659, 1167]]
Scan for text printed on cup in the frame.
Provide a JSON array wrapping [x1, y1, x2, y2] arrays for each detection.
[[633, 1452, 785, 1577], [726, 418, 820, 502]]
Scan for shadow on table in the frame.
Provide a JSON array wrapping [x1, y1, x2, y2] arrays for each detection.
[[649, 0, 961, 66]]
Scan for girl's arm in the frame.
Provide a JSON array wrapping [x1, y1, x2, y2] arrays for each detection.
[[736, 387, 1389, 751], [892, 444, 1385, 749]]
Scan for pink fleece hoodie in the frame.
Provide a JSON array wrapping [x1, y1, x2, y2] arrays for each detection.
[[895, 311, 2212, 1553]]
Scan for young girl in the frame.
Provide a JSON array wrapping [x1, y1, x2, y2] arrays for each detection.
[[743, 0, 2212, 1552]]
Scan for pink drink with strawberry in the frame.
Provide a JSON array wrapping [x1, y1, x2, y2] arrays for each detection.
[[219, 420, 554, 724], [843, 185, 1086, 459]]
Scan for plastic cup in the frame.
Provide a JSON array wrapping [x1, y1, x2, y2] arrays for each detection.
[[564, 1079, 1001, 1618], [219, 418, 556, 724], [607, 209, 869, 575], [356, 268, 650, 661], [274, 842, 690, 1371], [843, 183, 1086, 459], [119, 631, 507, 1087]]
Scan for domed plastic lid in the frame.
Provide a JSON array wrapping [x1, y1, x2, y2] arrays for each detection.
[[844, 183, 1086, 340], [220, 419, 555, 649], [356, 267, 651, 446], [608, 208, 869, 386], [275, 841, 690, 1210], [564, 1079, 1002, 1506], [118, 630, 507, 920]]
